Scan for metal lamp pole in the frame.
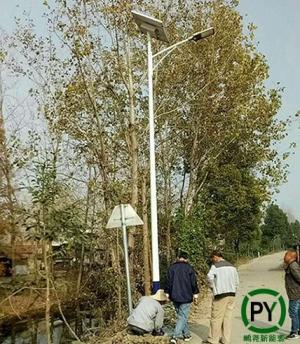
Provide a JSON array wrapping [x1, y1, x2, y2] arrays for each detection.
[[132, 10, 214, 293], [147, 31, 161, 292]]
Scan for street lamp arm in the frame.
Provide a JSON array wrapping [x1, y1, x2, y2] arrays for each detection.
[[152, 27, 215, 70], [138, 37, 191, 81], [152, 27, 214, 59], [153, 44, 179, 71], [153, 36, 191, 59]]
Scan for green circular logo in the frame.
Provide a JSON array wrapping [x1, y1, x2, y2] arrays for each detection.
[[241, 288, 286, 334]]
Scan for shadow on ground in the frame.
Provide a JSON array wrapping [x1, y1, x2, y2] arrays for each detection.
[[190, 323, 209, 340]]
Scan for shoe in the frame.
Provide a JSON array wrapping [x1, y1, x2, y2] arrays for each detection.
[[152, 329, 164, 336], [286, 333, 299, 339], [170, 339, 178, 344], [183, 335, 192, 341]]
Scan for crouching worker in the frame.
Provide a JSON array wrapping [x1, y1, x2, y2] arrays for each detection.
[[127, 289, 168, 336]]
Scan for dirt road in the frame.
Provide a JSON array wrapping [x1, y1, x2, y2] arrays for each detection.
[[189, 251, 291, 343]]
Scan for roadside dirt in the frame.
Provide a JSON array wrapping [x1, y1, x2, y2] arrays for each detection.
[[88, 291, 213, 344]]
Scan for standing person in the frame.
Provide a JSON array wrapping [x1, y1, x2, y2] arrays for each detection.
[[284, 249, 300, 340], [165, 250, 199, 343], [127, 289, 167, 336], [203, 251, 239, 344]]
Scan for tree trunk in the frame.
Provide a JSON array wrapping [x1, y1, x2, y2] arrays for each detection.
[[75, 165, 92, 336], [164, 176, 172, 264], [142, 174, 151, 295], [183, 134, 199, 216], [31, 318, 38, 344], [43, 239, 52, 344], [0, 72, 17, 277], [75, 244, 84, 335], [11, 323, 16, 344], [125, 38, 138, 252], [110, 234, 122, 319], [116, 230, 122, 318], [165, 174, 172, 265]]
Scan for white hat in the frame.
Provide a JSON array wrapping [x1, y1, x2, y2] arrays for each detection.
[[151, 289, 168, 302]]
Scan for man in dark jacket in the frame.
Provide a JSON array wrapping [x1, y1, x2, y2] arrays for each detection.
[[165, 250, 199, 343], [284, 249, 300, 340]]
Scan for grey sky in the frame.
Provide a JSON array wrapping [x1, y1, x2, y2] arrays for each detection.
[[1, 0, 299, 217], [238, 0, 300, 218]]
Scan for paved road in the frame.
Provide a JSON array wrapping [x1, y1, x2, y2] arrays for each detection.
[[188, 252, 293, 344]]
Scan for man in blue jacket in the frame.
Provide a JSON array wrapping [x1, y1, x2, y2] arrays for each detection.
[[165, 250, 199, 343]]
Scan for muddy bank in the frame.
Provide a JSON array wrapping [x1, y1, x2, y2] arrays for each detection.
[[0, 295, 107, 343]]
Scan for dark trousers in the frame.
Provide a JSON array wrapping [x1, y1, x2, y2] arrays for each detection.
[[289, 299, 300, 333], [127, 324, 148, 336]]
